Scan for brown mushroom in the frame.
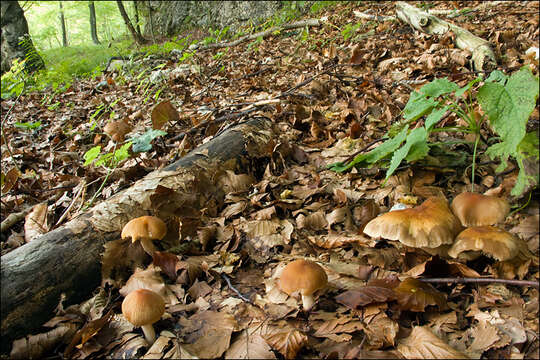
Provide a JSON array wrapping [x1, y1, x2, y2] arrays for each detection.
[[279, 259, 328, 311], [363, 197, 462, 249], [103, 119, 132, 143], [450, 192, 510, 227], [448, 226, 520, 261], [122, 289, 165, 344], [122, 216, 167, 255]]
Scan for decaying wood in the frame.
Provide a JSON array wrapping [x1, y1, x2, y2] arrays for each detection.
[[191, 18, 322, 51], [0, 117, 273, 354], [396, 2, 496, 71]]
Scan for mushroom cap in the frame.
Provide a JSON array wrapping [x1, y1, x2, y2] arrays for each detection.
[[279, 259, 328, 297], [450, 192, 510, 227], [121, 216, 167, 242], [363, 197, 462, 248], [448, 226, 519, 261], [122, 289, 165, 327]]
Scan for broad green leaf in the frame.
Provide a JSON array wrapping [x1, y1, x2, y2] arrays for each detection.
[[403, 91, 438, 121], [518, 131, 539, 158], [330, 126, 408, 172], [420, 78, 459, 98], [386, 127, 428, 180], [485, 70, 507, 84], [131, 129, 167, 153], [478, 67, 539, 155], [113, 142, 132, 163], [83, 146, 101, 166], [425, 106, 449, 131]]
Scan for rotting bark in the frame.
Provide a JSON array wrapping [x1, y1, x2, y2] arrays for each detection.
[[0, 117, 274, 354]]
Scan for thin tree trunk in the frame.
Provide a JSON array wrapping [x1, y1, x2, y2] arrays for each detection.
[[89, 1, 100, 45], [116, 0, 147, 45], [133, 1, 141, 35], [147, 0, 155, 43], [58, 2, 68, 47]]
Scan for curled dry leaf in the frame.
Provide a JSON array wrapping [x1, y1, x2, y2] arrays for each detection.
[[1, 166, 20, 193], [217, 170, 255, 193], [397, 326, 469, 359], [152, 251, 181, 280], [262, 321, 308, 359], [394, 278, 447, 312], [101, 237, 147, 287], [63, 309, 114, 357], [225, 324, 276, 359], [151, 100, 179, 130], [103, 119, 132, 142], [335, 286, 397, 309], [24, 203, 49, 243], [11, 323, 78, 360]]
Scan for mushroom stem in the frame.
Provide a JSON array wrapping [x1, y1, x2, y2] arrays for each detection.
[[141, 324, 156, 344], [301, 294, 315, 311], [140, 238, 157, 255]]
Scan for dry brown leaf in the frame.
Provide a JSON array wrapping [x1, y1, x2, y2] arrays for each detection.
[[11, 324, 77, 359], [178, 310, 237, 358], [1, 166, 20, 194], [101, 238, 147, 287], [297, 210, 328, 230], [225, 325, 276, 359], [468, 320, 501, 352], [152, 251, 180, 280], [395, 277, 447, 312], [64, 309, 113, 357], [119, 265, 166, 297], [307, 234, 374, 249], [335, 286, 397, 309], [218, 170, 255, 193], [24, 202, 48, 242], [151, 100, 179, 130], [262, 321, 308, 359], [312, 317, 363, 338], [397, 326, 469, 359], [362, 311, 399, 349], [187, 279, 212, 299], [103, 118, 132, 142]]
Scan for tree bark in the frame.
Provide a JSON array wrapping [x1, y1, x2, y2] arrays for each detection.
[[0, 117, 273, 354], [58, 2, 68, 47], [116, 0, 147, 45], [0, 1, 45, 74], [89, 1, 100, 45], [133, 1, 141, 35]]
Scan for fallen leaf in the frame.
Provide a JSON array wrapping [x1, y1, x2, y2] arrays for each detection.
[[262, 321, 308, 359], [24, 203, 48, 242], [397, 326, 469, 359], [151, 100, 179, 130], [394, 277, 447, 312], [336, 286, 397, 309]]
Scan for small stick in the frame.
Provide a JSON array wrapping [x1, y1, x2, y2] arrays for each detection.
[[221, 273, 253, 304], [419, 277, 539, 289], [0, 208, 31, 233], [54, 180, 86, 227]]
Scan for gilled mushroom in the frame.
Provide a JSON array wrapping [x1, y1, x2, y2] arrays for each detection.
[[122, 216, 167, 255], [122, 288, 165, 344], [363, 197, 462, 249], [448, 226, 521, 261], [279, 259, 328, 311], [450, 192, 510, 227]]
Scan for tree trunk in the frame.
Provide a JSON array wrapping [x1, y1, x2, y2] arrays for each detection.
[[89, 1, 100, 45], [0, 1, 45, 74], [116, 0, 147, 45], [147, 0, 155, 43], [133, 1, 141, 35], [58, 2, 68, 47], [0, 117, 273, 355]]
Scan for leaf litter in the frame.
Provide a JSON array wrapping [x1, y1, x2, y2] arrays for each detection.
[[1, 1, 539, 359]]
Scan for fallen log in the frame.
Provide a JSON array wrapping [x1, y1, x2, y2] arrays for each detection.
[[0, 117, 274, 354]]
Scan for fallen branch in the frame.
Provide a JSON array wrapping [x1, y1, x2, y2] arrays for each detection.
[[191, 18, 322, 51], [419, 277, 539, 289], [0, 208, 31, 233]]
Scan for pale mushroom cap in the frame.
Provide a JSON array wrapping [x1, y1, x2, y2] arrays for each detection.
[[279, 259, 328, 297], [450, 192, 510, 227], [363, 197, 462, 248], [122, 289, 165, 327], [448, 226, 519, 261], [121, 216, 167, 242]]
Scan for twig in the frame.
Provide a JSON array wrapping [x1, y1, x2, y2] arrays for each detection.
[[0, 208, 31, 233], [221, 273, 253, 304], [54, 180, 86, 227], [419, 277, 539, 289]]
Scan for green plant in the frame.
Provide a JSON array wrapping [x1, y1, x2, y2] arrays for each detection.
[[330, 67, 539, 196], [341, 22, 363, 41], [1, 59, 28, 99]]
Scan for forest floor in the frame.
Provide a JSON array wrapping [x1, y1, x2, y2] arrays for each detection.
[[1, 1, 539, 359]]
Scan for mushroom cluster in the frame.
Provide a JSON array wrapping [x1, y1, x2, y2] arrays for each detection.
[[363, 193, 531, 266]]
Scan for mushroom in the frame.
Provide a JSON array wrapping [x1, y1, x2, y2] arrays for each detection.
[[450, 192, 510, 227], [278, 259, 328, 311], [122, 216, 167, 255], [448, 226, 520, 261], [103, 119, 132, 142], [122, 288, 165, 344], [363, 197, 462, 249]]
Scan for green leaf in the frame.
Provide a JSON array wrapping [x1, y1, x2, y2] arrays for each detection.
[[386, 127, 428, 180], [420, 78, 459, 98], [485, 70, 507, 84], [403, 91, 439, 122], [454, 77, 482, 98], [83, 146, 101, 166], [95, 153, 113, 167], [518, 131, 539, 158], [14, 120, 41, 130], [131, 129, 167, 153], [424, 105, 448, 131], [478, 67, 539, 155], [114, 142, 132, 163]]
